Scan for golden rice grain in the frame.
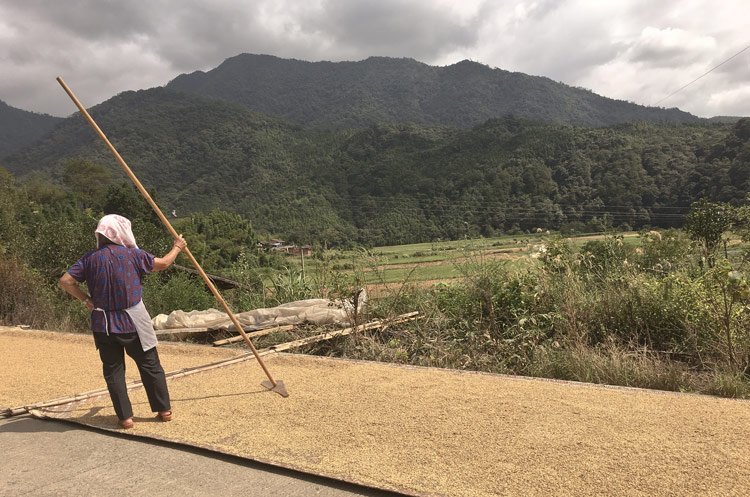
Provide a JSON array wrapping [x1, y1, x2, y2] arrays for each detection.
[[44, 352, 750, 497], [0, 327, 240, 407]]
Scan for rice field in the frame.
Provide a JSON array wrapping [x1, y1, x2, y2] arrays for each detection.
[[303, 231, 640, 285]]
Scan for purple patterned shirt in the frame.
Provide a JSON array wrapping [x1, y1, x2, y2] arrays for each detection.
[[68, 244, 155, 334]]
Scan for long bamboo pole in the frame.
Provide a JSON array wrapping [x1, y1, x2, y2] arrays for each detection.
[[56, 77, 287, 397]]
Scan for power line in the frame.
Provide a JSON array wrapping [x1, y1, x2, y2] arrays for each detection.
[[214, 184, 695, 211], [653, 43, 750, 106]]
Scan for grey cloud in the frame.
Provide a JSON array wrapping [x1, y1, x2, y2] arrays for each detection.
[[120, 2, 325, 72], [628, 46, 704, 68], [0, 0, 748, 118], [484, 3, 624, 84], [5, 45, 39, 65], [713, 45, 750, 81], [515, 0, 564, 21], [538, 42, 624, 84], [302, 0, 481, 61], [623, 1, 674, 25], [9, 0, 159, 41], [627, 38, 712, 69], [643, 44, 749, 113]]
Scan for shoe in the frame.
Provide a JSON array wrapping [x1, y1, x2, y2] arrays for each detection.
[[157, 410, 172, 422], [118, 418, 134, 429]]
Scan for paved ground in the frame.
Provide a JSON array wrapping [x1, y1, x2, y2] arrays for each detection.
[[0, 416, 400, 497]]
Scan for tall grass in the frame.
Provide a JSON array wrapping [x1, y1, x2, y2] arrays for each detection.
[[309, 232, 750, 399]]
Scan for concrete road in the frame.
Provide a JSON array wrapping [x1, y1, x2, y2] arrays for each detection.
[[0, 416, 401, 497]]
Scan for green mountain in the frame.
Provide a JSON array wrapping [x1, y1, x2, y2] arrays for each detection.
[[167, 54, 701, 129], [4, 88, 353, 242], [5, 85, 747, 246], [0, 100, 63, 159]]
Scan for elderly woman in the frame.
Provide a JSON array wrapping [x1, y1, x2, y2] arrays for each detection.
[[59, 214, 186, 429]]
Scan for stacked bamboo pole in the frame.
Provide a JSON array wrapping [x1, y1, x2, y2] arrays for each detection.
[[271, 312, 420, 352], [213, 325, 296, 346]]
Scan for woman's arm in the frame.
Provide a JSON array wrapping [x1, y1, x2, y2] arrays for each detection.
[[153, 235, 187, 272], [59, 273, 94, 311]]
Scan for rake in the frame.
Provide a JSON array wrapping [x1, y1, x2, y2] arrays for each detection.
[[56, 77, 288, 397]]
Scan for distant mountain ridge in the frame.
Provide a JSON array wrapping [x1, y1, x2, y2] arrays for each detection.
[[0, 100, 63, 159], [167, 53, 701, 129], [4, 53, 743, 246], [5, 85, 746, 246]]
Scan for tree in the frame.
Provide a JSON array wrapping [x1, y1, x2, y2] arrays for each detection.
[[179, 210, 258, 270], [683, 199, 733, 266], [102, 182, 157, 223], [23, 172, 67, 205], [62, 159, 111, 209], [0, 167, 30, 255]]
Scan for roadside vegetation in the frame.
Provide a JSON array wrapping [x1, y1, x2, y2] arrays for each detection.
[[1, 166, 749, 399], [322, 223, 750, 399]]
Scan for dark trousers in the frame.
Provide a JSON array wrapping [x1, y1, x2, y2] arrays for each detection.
[[93, 332, 171, 420]]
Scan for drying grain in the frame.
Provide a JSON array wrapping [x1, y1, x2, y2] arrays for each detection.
[[43, 353, 750, 497], [0, 327, 241, 408]]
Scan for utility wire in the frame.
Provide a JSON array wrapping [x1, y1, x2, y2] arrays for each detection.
[[654, 43, 750, 106]]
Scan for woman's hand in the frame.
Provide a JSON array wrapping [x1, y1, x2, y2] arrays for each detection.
[[59, 273, 94, 307], [173, 234, 187, 251], [154, 235, 188, 271]]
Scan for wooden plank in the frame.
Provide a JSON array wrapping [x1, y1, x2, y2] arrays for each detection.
[[155, 327, 212, 336], [212, 325, 296, 346]]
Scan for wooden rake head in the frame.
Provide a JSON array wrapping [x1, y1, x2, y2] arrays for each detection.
[[261, 379, 289, 397]]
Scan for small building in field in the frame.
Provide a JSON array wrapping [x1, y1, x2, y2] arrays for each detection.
[[294, 245, 313, 257], [259, 239, 286, 250]]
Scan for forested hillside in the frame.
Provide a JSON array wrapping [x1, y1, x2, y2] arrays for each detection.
[[167, 54, 700, 129], [0, 100, 63, 159], [3, 88, 352, 244], [4, 87, 748, 246]]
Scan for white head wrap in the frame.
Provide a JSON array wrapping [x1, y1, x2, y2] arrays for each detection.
[[95, 214, 138, 248]]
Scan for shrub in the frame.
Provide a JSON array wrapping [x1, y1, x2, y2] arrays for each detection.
[[0, 255, 88, 331], [142, 272, 216, 317], [0, 256, 54, 326], [579, 235, 633, 278], [528, 343, 693, 392], [635, 229, 693, 274]]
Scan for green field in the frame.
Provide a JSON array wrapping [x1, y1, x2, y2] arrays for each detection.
[[297, 231, 641, 286]]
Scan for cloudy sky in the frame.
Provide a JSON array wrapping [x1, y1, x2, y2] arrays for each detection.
[[1, 0, 748, 118]]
